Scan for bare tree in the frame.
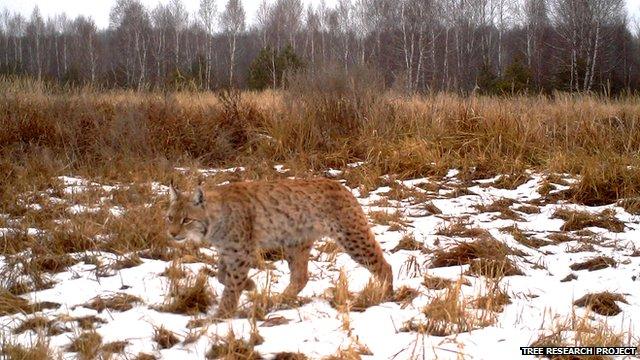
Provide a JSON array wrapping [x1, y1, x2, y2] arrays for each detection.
[[73, 16, 98, 83], [110, 0, 151, 88], [221, 0, 245, 86], [169, 0, 188, 71], [199, 0, 217, 88], [26, 7, 44, 80], [550, 0, 625, 91]]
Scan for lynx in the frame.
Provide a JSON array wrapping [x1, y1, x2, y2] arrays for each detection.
[[166, 178, 393, 318]]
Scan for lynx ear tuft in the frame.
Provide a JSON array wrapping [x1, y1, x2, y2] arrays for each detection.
[[193, 186, 205, 206], [169, 180, 178, 202]]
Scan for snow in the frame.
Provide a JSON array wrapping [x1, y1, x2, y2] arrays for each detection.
[[1, 169, 639, 359]]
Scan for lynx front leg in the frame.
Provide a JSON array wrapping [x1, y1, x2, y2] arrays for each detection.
[[282, 244, 312, 300], [217, 258, 255, 291], [214, 256, 252, 319]]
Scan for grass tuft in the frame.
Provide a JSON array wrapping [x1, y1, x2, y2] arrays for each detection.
[[573, 292, 628, 316]]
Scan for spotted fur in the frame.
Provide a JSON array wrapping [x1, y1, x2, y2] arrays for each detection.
[[166, 178, 393, 318]]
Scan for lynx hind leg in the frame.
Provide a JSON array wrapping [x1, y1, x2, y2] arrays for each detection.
[[214, 257, 252, 318], [282, 244, 312, 300], [336, 226, 393, 296]]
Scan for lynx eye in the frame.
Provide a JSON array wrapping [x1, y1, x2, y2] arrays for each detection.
[[182, 217, 193, 225], [165, 215, 174, 223]]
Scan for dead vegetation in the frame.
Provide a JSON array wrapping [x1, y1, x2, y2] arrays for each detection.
[[84, 293, 142, 312], [393, 286, 421, 308], [67, 331, 102, 360], [401, 279, 492, 336], [0, 337, 56, 360], [434, 219, 490, 239], [206, 329, 263, 360], [553, 208, 625, 232], [3, 83, 640, 358], [501, 225, 549, 248], [0, 291, 59, 316], [430, 231, 526, 280], [570, 256, 617, 271], [13, 316, 68, 336], [473, 198, 523, 220], [351, 279, 390, 312], [160, 270, 216, 315], [154, 326, 180, 349], [573, 292, 628, 316], [391, 233, 427, 253], [530, 312, 626, 353]]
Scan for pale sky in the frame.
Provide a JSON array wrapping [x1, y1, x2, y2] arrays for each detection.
[[0, 0, 638, 29], [0, 0, 335, 29]]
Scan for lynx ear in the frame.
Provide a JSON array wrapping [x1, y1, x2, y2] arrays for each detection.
[[193, 186, 205, 206], [169, 180, 178, 203]]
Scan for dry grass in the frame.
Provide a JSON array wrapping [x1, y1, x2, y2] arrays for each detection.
[[74, 315, 107, 330], [553, 208, 625, 232], [402, 279, 492, 336], [367, 210, 407, 228], [13, 316, 68, 336], [327, 269, 353, 312], [430, 237, 521, 269], [153, 326, 180, 349], [3, 82, 640, 358], [0, 291, 59, 316], [85, 293, 142, 312], [573, 292, 628, 316], [391, 233, 427, 253], [618, 198, 640, 214], [1, 337, 56, 360], [160, 270, 216, 315], [466, 258, 524, 278], [67, 331, 102, 360], [473, 198, 523, 221], [570, 256, 617, 271], [422, 275, 466, 290], [393, 286, 421, 308], [101, 341, 128, 354], [273, 352, 309, 360], [531, 312, 626, 354], [351, 279, 390, 312], [206, 329, 262, 360], [434, 220, 491, 239], [501, 225, 549, 248], [472, 281, 511, 312]]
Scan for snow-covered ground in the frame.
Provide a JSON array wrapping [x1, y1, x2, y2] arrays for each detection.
[[1, 167, 639, 359]]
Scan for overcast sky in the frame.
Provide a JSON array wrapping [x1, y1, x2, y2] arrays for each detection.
[[0, 0, 638, 29]]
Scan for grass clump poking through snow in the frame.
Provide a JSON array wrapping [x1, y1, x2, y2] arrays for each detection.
[[161, 270, 215, 315], [206, 328, 262, 360], [553, 208, 625, 232], [351, 279, 391, 312], [429, 234, 523, 275], [531, 312, 626, 351], [573, 292, 628, 316], [569, 256, 617, 271], [67, 331, 102, 360], [327, 269, 352, 312], [85, 293, 143, 312], [402, 278, 490, 336], [153, 326, 180, 349], [1, 337, 56, 360]]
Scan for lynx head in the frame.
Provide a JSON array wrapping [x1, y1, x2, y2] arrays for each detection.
[[166, 182, 209, 243]]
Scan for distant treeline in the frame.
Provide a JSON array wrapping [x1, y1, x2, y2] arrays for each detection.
[[0, 0, 638, 94]]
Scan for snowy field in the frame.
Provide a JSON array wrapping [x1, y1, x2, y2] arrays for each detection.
[[1, 166, 639, 359]]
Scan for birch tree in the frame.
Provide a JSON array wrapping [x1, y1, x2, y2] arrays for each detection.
[[221, 0, 245, 86], [199, 0, 217, 88]]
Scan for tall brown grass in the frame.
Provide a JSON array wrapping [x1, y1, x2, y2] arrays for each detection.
[[3, 77, 640, 214]]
